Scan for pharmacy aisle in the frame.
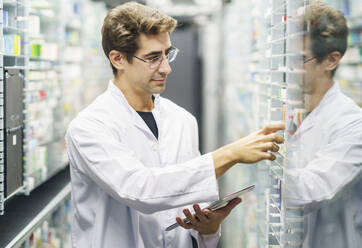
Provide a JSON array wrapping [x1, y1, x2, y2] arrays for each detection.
[[0, 0, 110, 247], [0, 0, 360, 247]]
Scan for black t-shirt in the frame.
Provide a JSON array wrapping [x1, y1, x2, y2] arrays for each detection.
[[136, 111, 158, 139]]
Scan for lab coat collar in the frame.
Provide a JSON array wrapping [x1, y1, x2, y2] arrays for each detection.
[[107, 80, 161, 139], [297, 82, 339, 135]]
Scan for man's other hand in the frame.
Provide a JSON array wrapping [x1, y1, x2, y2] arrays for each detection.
[[176, 198, 242, 235]]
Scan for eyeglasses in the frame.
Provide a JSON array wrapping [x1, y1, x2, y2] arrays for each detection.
[[303, 56, 316, 64], [133, 47, 179, 70]]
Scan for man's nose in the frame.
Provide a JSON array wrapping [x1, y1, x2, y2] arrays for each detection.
[[158, 57, 172, 74]]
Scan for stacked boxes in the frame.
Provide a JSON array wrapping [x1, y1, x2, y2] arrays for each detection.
[[4, 34, 21, 55]]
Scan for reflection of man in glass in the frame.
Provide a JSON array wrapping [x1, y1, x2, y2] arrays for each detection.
[[285, 1, 362, 248]]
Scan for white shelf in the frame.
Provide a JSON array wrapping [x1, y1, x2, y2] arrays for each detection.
[[3, 0, 26, 8], [29, 57, 57, 62], [2, 53, 26, 58], [3, 26, 28, 34]]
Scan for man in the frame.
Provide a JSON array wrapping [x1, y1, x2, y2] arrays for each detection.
[[65, 2, 284, 248], [285, 2, 362, 247]]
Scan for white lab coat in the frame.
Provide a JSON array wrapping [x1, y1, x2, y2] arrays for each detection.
[[285, 82, 362, 248], [65, 80, 221, 248]]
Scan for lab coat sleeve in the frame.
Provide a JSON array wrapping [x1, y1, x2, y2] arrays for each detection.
[[285, 123, 362, 213], [188, 229, 221, 248], [65, 117, 219, 215], [198, 231, 221, 248]]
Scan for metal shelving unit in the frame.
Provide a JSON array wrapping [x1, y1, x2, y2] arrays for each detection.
[[0, 0, 28, 215], [220, 0, 310, 247], [255, 1, 308, 247]]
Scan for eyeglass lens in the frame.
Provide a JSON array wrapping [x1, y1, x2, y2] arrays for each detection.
[[149, 48, 178, 69]]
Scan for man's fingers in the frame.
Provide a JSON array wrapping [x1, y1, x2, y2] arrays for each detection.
[[183, 209, 198, 225], [271, 143, 280, 152], [220, 198, 242, 213], [259, 122, 285, 135], [264, 133, 284, 144], [260, 142, 277, 152], [265, 152, 276, 161], [275, 135, 284, 144], [209, 198, 242, 217], [258, 142, 279, 153], [193, 204, 209, 223], [176, 217, 192, 229], [193, 204, 203, 215]]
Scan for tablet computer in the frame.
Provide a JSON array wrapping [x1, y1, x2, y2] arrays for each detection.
[[165, 184, 255, 231]]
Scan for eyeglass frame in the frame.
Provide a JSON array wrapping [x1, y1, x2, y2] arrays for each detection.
[[303, 56, 317, 64], [133, 46, 179, 70]]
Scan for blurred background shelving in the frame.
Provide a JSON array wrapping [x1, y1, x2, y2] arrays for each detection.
[[0, 0, 110, 247]]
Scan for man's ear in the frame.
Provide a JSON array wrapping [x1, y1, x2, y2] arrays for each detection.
[[324, 51, 342, 73], [109, 50, 126, 72]]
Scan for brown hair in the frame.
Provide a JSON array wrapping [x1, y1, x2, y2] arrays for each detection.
[[304, 1, 349, 76], [101, 2, 177, 75]]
